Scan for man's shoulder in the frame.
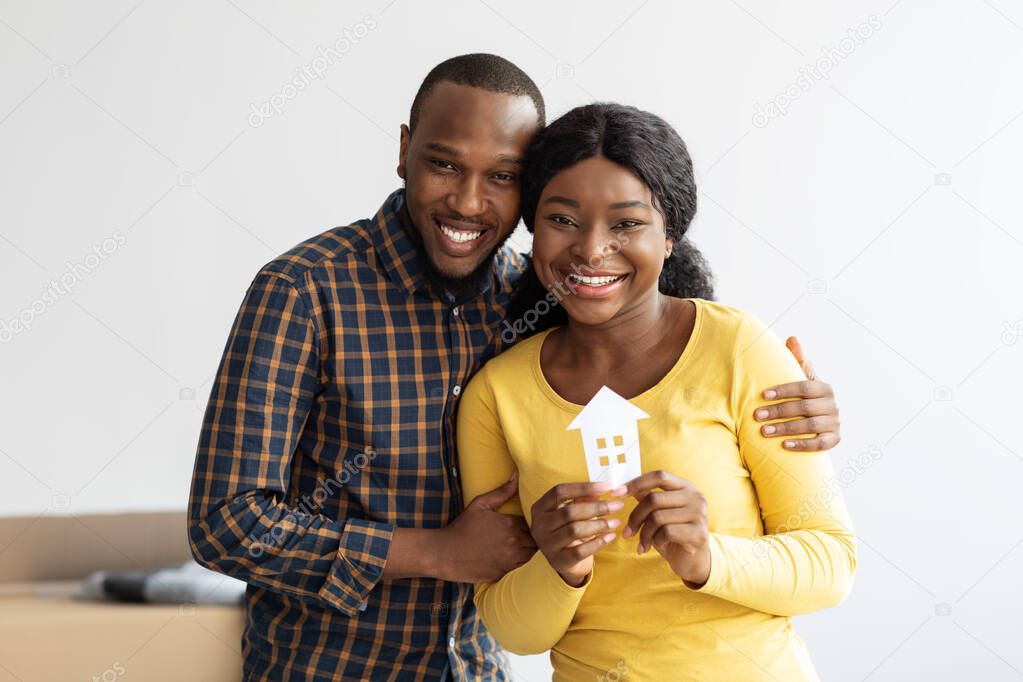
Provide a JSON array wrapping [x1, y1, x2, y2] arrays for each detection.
[[257, 220, 378, 286], [492, 245, 528, 291]]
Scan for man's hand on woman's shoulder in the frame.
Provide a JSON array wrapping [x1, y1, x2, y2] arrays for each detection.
[[753, 336, 841, 452]]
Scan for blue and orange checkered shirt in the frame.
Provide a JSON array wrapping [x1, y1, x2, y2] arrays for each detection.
[[188, 188, 527, 680]]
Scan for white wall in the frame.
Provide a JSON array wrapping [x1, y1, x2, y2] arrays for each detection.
[[2, 1, 1021, 679]]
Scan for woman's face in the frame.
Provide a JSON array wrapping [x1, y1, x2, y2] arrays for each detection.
[[531, 156, 673, 327]]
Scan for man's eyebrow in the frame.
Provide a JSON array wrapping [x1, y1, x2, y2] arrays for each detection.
[[424, 142, 462, 157], [609, 200, 650, 209], [496, 154, 523, 165], [543, 196, 580, 208]]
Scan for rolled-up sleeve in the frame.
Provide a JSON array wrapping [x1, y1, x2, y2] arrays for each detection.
[[187, 269, 394, 616]]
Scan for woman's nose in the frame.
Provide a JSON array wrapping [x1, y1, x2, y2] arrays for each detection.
[[571, 228, 615, 269]]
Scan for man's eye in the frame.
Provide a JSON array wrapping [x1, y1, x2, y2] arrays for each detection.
[[492, 172, 516, 182], [430, 160, 456, 171]]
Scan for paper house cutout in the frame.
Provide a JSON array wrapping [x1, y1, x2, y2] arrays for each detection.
[[568, 386, 650, 487]]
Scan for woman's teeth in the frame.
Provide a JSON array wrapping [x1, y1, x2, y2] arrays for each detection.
[[567, 273, 626, 286], [440, 223, 482, 243]]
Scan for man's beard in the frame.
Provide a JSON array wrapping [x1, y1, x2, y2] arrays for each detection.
[[419, 240, 504, 301]]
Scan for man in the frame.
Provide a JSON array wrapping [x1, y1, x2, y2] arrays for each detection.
[[188, 53, 841, 680]]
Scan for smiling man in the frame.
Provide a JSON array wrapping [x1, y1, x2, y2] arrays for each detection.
[[187, 53, 842, 681]]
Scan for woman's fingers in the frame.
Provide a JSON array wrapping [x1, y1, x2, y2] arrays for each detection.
[[623, 489, 694, 538], [624, 470, 688, 501], [636, 508, 701, 553], [554, 518, 620, 547], [560, 530, 617, 564], [760, 414, 839, 438]]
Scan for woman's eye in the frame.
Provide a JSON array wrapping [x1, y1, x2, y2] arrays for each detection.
[[615, 220, 641, 229], [550, 215, 576, 227]]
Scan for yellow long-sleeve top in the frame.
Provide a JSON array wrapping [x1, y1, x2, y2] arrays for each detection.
[[456, 299, 856, 681]]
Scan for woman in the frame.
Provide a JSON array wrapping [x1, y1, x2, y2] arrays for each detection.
[[457, 103, 856, 680]]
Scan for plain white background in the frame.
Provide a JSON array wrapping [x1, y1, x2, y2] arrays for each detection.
[[2, 1, 1022, 679]]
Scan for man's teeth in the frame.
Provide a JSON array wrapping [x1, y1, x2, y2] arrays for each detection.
[[567, 273, 626, 286], [440, 223, 482, 243]]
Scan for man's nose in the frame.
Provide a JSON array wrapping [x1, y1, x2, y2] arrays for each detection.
[[446, 174, 486, 217]]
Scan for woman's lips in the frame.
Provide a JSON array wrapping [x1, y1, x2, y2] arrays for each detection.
[[560, 270, 630, 299]]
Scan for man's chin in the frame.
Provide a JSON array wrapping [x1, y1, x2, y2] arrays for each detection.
[[423, 251, 498, 300]]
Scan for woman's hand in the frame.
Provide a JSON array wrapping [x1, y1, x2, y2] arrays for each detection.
[[754, 336, 841, 451], [623, 470, 711, 589], [529, 481, 625, 587]]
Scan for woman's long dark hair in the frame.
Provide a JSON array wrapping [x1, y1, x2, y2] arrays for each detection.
[[507, 103, 714, 338]]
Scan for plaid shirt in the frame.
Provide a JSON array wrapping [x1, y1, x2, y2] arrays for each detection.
[[188, 188, 526, 681]]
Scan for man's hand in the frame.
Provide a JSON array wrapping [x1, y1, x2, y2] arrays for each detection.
[[622, 471, 711, 589], [435, 473, 537, 584], [754, 335, 841, 451], [529, 481, 624, 587]]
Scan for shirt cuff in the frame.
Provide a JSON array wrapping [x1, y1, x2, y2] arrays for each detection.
[[686, 533, 729, 596], [318, 518, 395, 616]]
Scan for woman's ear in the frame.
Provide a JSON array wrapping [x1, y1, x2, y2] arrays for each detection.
[[397, 124, 410, 180], [664, 238, 675, 259]]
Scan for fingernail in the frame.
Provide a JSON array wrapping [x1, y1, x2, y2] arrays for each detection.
[[607, 500, 625, 512], [755, 408, 768, 420], [603, 533, 617, 543], [784, 440, 796, 448], [637, 544, 646, 554], [622, 526, 633, 538], [763, 425, 776, 435], [607, 518, 621, 529], [764, 390, 777, 400], [609, 485, 628, 497]]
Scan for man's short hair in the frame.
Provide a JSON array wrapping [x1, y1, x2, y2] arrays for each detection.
[[408, 53, 545, 132]]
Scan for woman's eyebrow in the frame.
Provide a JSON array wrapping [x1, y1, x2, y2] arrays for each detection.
[[609, 200, 650, 209], [543, 195, 580, 208]]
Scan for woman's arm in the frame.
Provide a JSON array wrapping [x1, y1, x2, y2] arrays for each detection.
[[706, 314, 857, 614], [626, 314, 856, 616], [456, 369, 590, 655]]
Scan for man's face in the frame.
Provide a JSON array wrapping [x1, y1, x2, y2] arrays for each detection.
[[398, 82, 540, 281]]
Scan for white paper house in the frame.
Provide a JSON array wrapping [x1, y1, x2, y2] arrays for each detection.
[[567, 385, 650, 487]]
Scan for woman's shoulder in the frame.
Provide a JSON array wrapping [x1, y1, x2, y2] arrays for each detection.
[[688, 298, 769, 354], [471, 328, 552, 391]]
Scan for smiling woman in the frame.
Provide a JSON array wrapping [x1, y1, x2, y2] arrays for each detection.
[[457, 103, 856, 681]]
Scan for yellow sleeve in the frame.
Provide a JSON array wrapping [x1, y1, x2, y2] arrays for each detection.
[[456, 366, 589, 655], [694, 313, 857, 616]]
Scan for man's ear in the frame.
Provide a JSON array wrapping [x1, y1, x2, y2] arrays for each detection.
[[397, 124, 410, 180]]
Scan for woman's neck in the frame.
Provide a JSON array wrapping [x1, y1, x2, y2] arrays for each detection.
[[560, 292, 678, 373]]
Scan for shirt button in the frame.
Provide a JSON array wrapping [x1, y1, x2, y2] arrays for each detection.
[[452, 385, 461, 396], [452, 306, 460, 317], [448, 636, 456, 649], [451, 465, 459, 478]]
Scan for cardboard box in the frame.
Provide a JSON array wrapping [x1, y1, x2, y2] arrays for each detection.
[[0, 511, 244, 682]]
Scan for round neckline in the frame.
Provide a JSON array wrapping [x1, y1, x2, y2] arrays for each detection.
[[531, 298, 706, 412]]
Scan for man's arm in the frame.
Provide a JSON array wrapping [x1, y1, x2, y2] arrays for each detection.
[[187, 270, 395, 616], [188, 270, 533, 609], [754, 335, 842, 451]]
